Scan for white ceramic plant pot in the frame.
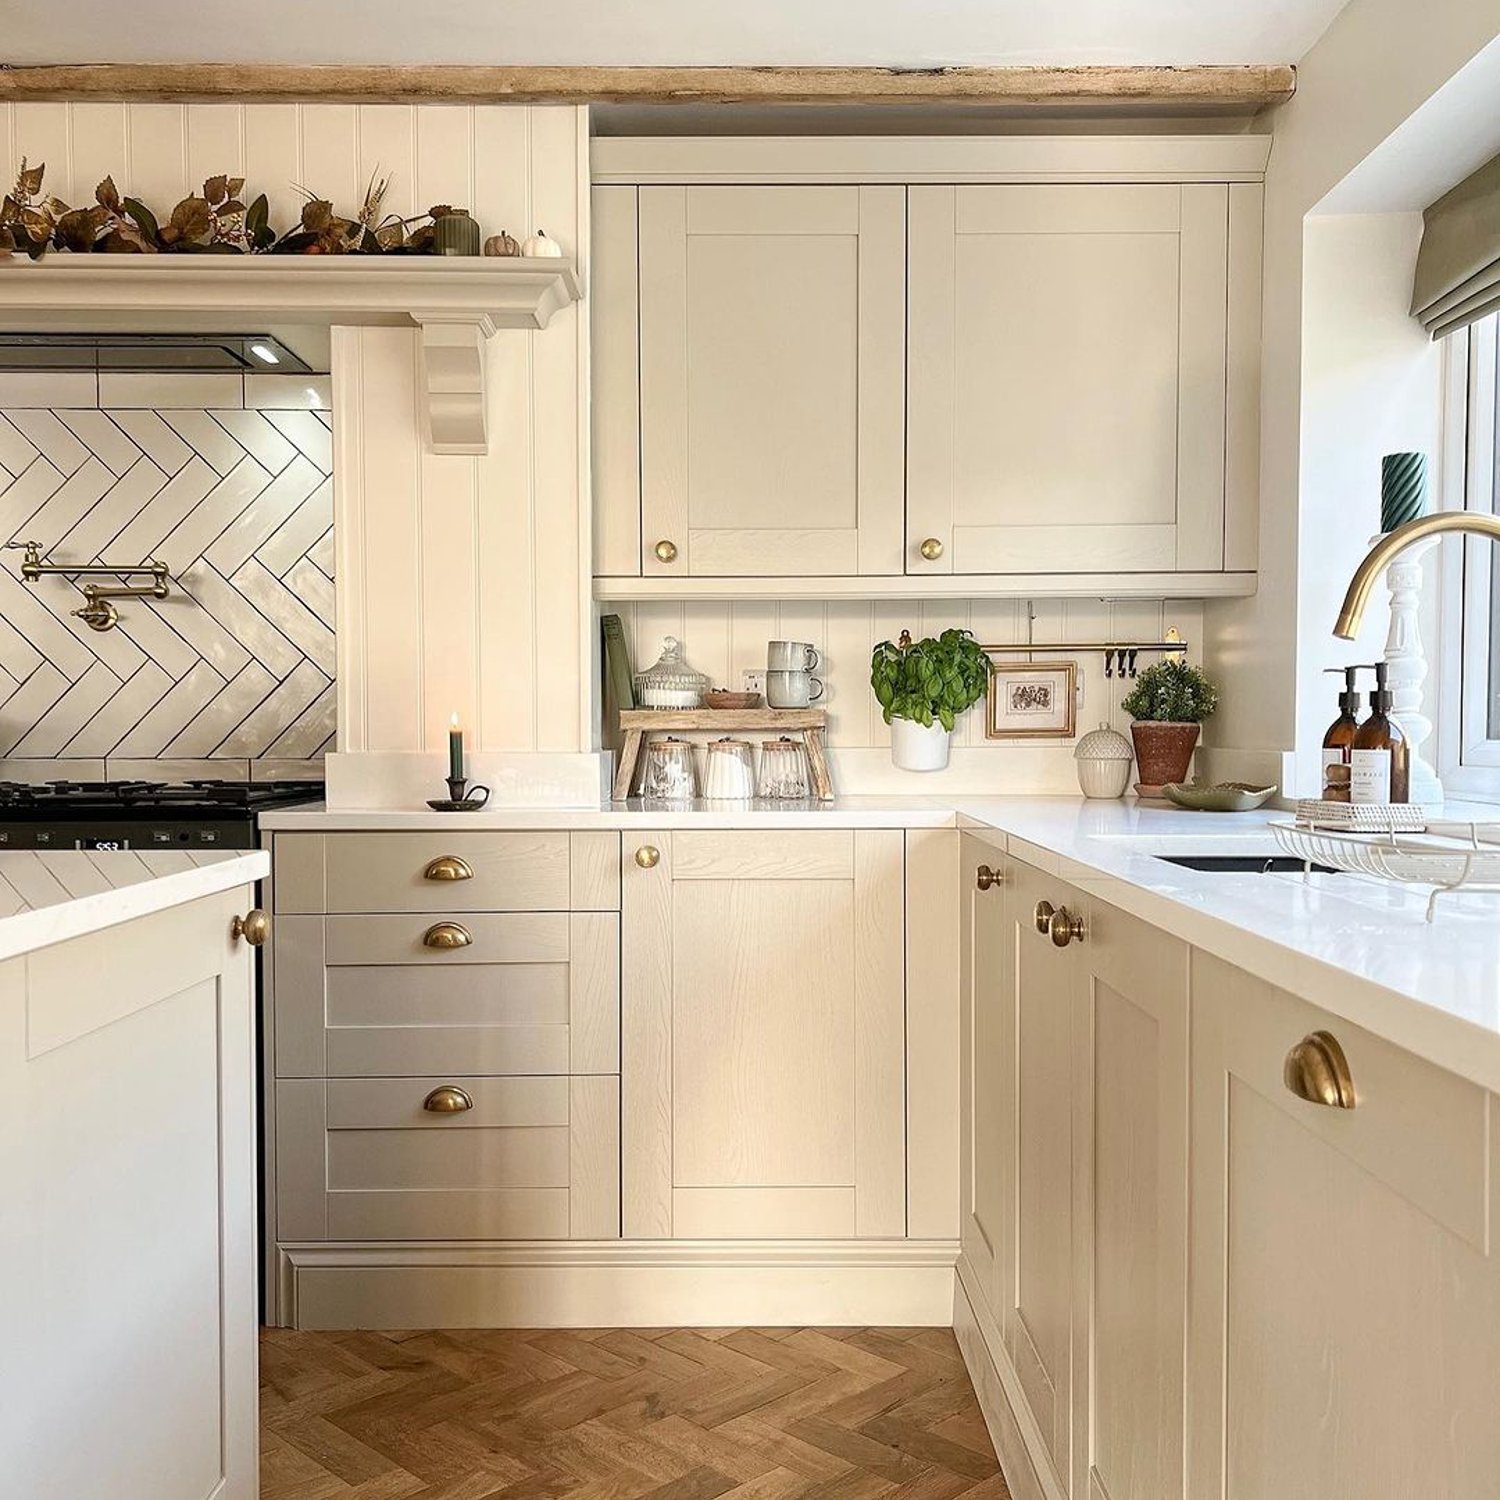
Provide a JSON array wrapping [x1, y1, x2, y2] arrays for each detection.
[[891, 717, 952, 772]]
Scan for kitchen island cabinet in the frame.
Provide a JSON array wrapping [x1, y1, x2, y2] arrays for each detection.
[[0, 851, 265, 1500]]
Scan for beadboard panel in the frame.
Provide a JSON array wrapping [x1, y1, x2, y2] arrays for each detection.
[[0, 372, 332, 776], [2, 101, 591, 760], [617, 596, 1204, 791]]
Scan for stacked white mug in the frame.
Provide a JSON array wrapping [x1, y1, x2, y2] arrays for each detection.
[[765, 641, 824, 708]]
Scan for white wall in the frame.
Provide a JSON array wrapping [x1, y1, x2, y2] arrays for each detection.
[[1202, 0, 1500, 787], [1293, 212, 1443, 790], [1, 101, 597, 802]]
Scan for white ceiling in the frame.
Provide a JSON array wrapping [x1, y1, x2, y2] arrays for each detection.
[[7, 0, 1349, 68]]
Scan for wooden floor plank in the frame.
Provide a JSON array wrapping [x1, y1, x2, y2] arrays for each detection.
[[259, 1327, 1009, 1500]]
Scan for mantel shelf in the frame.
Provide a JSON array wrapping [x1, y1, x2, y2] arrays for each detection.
[[0, 254, 582, 455]]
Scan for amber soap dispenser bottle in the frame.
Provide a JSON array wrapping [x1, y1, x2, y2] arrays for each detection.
[[1350, 661, 1409, 805], [1321, 665, 1364, 802]]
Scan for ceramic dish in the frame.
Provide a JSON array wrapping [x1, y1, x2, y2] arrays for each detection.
[[1162, 781, 1278, 813], [702, 689, 762, 710]]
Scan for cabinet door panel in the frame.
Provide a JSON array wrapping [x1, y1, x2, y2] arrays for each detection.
[[622, 828, 905, 1238], [638, 184, 904, 577], [1006, 860, 1075, 1484], [908, 183, 1228, 575], [1074, 901, 1189, 1500], [1188, 953, 1500, 1500], [960, 836, 1012, 1318]]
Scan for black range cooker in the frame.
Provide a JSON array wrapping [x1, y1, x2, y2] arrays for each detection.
[[0, 778, 325, 850]]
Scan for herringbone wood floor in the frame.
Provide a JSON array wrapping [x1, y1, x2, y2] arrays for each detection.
[[260, 1326, 1010, 1500]]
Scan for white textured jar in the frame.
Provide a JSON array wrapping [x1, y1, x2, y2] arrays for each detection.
[[1074, 722, 1134, 798], [891, 717, 952, 772]]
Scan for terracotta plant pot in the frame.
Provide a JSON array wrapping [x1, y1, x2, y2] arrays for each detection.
[[1130, 721, 1201, 788]]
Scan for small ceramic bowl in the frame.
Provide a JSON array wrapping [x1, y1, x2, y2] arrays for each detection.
[[1162, 781, 1278, 813], [702, 689, 762, 710]]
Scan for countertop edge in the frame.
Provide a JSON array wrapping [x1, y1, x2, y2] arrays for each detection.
[[0, 850, 269, 963]]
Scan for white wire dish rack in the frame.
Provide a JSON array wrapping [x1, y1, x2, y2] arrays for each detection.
[[1270, 819, 1500, 921]]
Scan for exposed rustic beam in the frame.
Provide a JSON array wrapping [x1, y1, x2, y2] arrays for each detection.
[[0, 63, 1296, 110]]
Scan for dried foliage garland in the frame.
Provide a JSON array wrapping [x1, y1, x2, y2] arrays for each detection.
[[0, 160, 467, 258]]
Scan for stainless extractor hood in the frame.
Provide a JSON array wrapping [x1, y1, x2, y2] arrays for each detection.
[[0, 332, 313, 373]]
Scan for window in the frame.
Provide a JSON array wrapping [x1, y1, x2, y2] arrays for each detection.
[[1439, 312, 1500, 797]]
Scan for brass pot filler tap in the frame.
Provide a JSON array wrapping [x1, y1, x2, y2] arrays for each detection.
[[6, 539, 172, 632]]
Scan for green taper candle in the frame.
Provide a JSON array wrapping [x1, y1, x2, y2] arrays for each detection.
[[1381, 452, 1428, 533]]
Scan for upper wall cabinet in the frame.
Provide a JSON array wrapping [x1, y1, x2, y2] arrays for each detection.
[[908, 183, 1252, 576], [596, 183, 905, 578], [592, 137, 1268, 599]]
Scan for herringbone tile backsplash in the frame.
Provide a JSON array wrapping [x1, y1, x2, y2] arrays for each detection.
[[0, 370, 334, 781]]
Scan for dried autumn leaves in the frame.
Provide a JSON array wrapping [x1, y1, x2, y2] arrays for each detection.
[[0, 160, 466, 258]]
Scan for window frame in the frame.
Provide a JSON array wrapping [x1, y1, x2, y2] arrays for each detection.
[[1436, 313, 1500, 798]]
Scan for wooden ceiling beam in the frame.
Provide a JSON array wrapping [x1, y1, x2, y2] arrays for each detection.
[[0, 62, 1296, 110]]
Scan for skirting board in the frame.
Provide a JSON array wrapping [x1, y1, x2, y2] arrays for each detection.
[[952, 1256, 1062, 1500], [276, 1238, 959, 1330]]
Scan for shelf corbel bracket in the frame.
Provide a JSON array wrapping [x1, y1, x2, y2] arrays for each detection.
[[416, 312, 498, 456]]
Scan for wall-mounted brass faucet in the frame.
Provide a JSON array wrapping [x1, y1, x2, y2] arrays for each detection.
[[6, 540, 171, 632], [1334, 512, 1500, 639]]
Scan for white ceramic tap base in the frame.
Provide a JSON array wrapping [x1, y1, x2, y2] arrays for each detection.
[[1376, 531, 1443, 804]]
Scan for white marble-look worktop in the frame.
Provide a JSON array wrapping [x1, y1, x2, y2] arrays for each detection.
[[0, 849, 269, 963], [264, 793, 1500, 1091]]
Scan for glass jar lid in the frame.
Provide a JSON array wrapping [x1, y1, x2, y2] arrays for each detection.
[[634, 636, 710, 697]]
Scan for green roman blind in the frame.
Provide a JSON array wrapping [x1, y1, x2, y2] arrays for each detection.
[[1412, 152, 1500, 339]]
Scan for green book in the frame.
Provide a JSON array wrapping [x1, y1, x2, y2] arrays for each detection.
[[601, 613, 636, 713]]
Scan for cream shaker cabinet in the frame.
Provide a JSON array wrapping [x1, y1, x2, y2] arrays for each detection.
[[908, 182, 1261, 576], [960, 850, 1191, 1500], [597, 183, 906, 578], [622, 829, 906, 1237], [1187, 953, 1500, 1500]]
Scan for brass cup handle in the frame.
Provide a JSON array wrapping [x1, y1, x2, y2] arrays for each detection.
[[422, 921, 473, 950], [1033, 899, 1055, 934], [423, 1085, 474, 1114], [919, 537, 944, 561], [423, 854, 473, 882], [654, 539, 679, 564], [231, 908, 270, 946], [976, 864, 1001, 891], [1048, 906, 1085, 947], [635, 845, 661, 869], [1284, 1030, 1357, 1109]]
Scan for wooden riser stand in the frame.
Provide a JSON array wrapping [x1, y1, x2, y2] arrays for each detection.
[[613, 709, 833, 801]]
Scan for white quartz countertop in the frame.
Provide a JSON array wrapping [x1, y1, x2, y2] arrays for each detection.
[[261, 791, 1500, 1091], [258, 796, 958, 830], [0, 848, 269, 962]]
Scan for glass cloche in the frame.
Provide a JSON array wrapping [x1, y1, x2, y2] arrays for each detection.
[[634, 636, 710, 709]]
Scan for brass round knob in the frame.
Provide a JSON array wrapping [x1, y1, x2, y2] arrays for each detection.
[[635, 845, 661, 869], [422, 1085, 474, 1114], [1284, 1030, 1357, 1109], [231, 908, 270, 946], [422, 921, 472, 950], [422, 854, 473, 882], [654, 539, 679, 564], [1049, 907, 1086, 947], [976, 864, 1001, 891], [919, 537, 944, 561], [1033, 900, 1055, 934]]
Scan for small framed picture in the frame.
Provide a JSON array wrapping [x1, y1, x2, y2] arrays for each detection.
[[986, 660, 1078, 739]]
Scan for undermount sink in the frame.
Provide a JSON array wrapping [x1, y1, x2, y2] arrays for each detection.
[[1155, 854, 1340, 875]]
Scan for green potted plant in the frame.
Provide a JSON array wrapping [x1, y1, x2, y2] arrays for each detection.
[[870, 628, 991, 771], [1121, 658, 1219, 790]]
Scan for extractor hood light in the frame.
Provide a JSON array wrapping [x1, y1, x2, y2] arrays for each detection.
[[249, 342, 280, 365]]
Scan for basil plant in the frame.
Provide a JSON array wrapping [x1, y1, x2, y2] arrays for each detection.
[[870, 628, 991, 733]]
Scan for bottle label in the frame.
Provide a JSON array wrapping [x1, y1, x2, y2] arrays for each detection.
[[1350, 748, 1392, 804]]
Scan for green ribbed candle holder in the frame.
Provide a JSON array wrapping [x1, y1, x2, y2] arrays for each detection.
[[1381, 452, 1428, 533]]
